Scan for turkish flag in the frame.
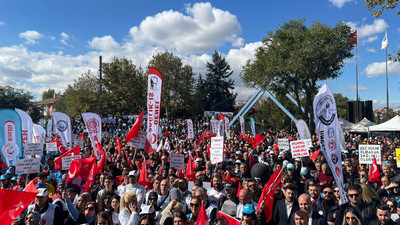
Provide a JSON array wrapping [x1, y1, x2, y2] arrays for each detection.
[[84, 162, 98, 192], [116, 135, 123, 154], [66, 157, 96, 183], [236, 182, 242, 198], [126, 110, 144, 143], [217, 211, 240, 225], [54, 146, 80, 172], [238, 132, 248, 142], [79, 133, 84, 140], [257, 167, 284, 222], [310, 148, 321, 163], [249, 133, 266, 148], [165, 129, 170, 137], [186, 153, 196, 181], [24, 177, 39, 193], [352, 30, 357, 46], [272, 143, 279, 155], [97, 148, 106, 173], [138, 160, 152, 189], [196, 203, 209, 225], [219, 113, 225, 122], [368, 156, 381, 186], [0, 188, 38, 224]]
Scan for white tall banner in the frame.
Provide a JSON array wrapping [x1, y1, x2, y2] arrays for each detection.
[[218, 120, 225, 137], [210, 120, 219, 134], [313, 83, 348, 204], [46, 119, 53, 137], [210, 136, 224, 164], [187, 119, 194, 139], [239, 116, 245, 134], [147, 67, 163, 152], [52, 112, 72, 147], [224, 116, 230, 138], [39, 119, 44, 128], [15, 108, 33, 146], [250, 118, 256, 137], [82, 112, 102, 153], [32, 124, 45, 144], [381, 30, 388, 50], [295, 119, 311, 140]]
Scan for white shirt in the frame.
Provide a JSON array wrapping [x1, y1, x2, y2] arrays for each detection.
[[236, 200, 257, 219], [286, 201, 293, 219], [207, 188, 226, 205]]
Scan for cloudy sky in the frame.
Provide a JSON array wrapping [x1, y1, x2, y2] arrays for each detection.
[[0, 0, 399, 110]]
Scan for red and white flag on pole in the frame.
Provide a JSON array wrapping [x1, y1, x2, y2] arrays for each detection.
[[187, 119, 194, 139], [145, 67, 163, 153], [126, 110, 144, 143], [82, 113, 102, 156]]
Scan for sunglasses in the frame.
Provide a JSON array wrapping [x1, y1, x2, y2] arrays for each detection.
[[149, 198, 157, 201], [190, 203, 200, 207], [323, 191, 333, 195], [334, 190, 339, 193], [345, 217, 356, 220], [85, 206, 94, 211], [348, 194, 359, 198]]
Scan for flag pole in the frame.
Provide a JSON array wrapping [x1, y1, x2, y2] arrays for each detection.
[[386, 47, 389, 117], [356, 40, 359, 123]]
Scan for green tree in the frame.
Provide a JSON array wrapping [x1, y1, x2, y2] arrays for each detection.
[[102, 57, 147, 115], [42, 89, 55, 100], [363, 0, 399, 61], [148, 51, 196, 117], [203, 50, 237, 112], [334, 93, 351, 120], [242, 19, 354, 133]]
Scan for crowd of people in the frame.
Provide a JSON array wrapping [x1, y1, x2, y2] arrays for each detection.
[[3, 115, 400, 225]]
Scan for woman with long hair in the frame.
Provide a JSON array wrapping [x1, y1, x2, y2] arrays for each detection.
[[341, 207, 363, 225], [159, 200, 184, 225], [119, 192, 140, 225], [360, 184, 381, 207], [109, 195, 121, 225], [85, 201, 101, 225], [95, 212, 114, 225]]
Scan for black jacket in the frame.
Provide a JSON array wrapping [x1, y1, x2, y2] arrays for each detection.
[[273, 199, 299, 225]]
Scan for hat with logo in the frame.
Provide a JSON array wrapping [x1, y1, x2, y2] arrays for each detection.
[[242, 204, 255, 214], [300, 167, 308, 175], [128, 170, 139, 176], [225, 182, 234, 190], [287, 163, 294, 170], [37, 188, 48, 197], [140, 205, 155, 215]]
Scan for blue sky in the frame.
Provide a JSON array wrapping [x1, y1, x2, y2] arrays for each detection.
[[0, 0, 399, 110]]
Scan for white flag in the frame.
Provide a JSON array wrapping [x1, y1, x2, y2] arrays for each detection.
[[32, 124, 45, 144], [46, 119, 53, 137], [239, 116, 245, 134], [82, 113, 102, 153], [15, 108, 33, 145], [210, 120, 219, 134], [224, 116, 230, 138], [295, 119, 311, 140], [52, 112, 72, 147], [187, 119, 194, 139], [381, 30, 388, 50], [313, 83, 348, 204], [146, 67, 163, 153]]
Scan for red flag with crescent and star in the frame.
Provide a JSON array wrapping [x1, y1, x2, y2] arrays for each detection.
[[66, 157, 96, 183], [0, 188, 38, 224], [368, 156, 381, 186], [126, 110, 144, 143]]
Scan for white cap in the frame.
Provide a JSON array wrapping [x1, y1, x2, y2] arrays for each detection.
[[195, 158, 203, 162], [235, 160, 242, 164], [295, 158, 301, 162], [235, 151, 242, 155], [300, 167, 308, 175], [37, 188, 48, 197], [283, 160, 289, 167], [129, 170, 139, 176], [269, 150, 275, 154], [140, 205, 155, 215], [287, 163, 294, 169]]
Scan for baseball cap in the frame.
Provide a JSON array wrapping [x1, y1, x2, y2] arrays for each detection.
[[0, 174, 8, 180], [195, 158, 203, 162], [269, 150, 275, 154], [287, 163, 294, 170], [6, 169, 14, 174], [128, 171, 139, 176], [253, 154, 259, 158], [235, 160, 242, 164], [225, 182, 234, 190], [300, 167, 308, 175], [283, 160, 289, 167], [17, 174, 27, 178], [242, 204, 255, 214], [235, 151, 242, 155], [35, 182, 47, 188], [36, 188, 48, 197], [140, 205, 155, 215], [11, 176, 17, 181]]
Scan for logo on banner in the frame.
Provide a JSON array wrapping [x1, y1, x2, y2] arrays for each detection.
[[335, 167, 341, 177], [56, 120, 68, 132], [87, 118, 99, 133], [4, 120, 15, 142], [3, 143, 17, 157], [316, 96, 335, 125], [329, 140, 336, 151], [150, 77, 158, 90], [331, 154, 338, 164], [328, 128, 334, 138]]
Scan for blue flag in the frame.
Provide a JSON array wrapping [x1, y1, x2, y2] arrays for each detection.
[[0, 109, 23, 166]]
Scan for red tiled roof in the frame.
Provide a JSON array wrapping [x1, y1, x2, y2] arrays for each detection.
[[36, 97, 61, 105]]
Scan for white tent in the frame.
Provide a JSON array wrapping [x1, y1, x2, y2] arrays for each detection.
[[339, 118, 354, 132], [369, 115, 400, 131], [350, 117, 376, 133]]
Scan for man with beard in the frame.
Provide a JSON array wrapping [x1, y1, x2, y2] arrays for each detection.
[[177, 177, 191, 203], [290, 194, 325, 225], [369, 204, 398, 225], [247, 178, 261, 202], [118, 171, 145, 208], [314, 187, 339, 225], [273, 184, 299, 225], [217, 182, 239, 217], [207, 174, 226, 205]]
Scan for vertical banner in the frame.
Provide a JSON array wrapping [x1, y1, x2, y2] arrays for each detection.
[[52, 112, 72, 147], [210, 120, 219, 134], [295, 119, 311, 140], [210, 136, 224, 164], [224, 116, 230, 138], [396, 148, 400, 168], [0, 109, 23, 166], [15, 108, 34, 146], [313, 83, 348, 204], [250, 118, 256, 137], [239, 116, 245, 134], [82, 113, 102, 154], [218, 120, 225, 137], [46, 119, 53, 137], [146, 67, 163, 153], [32, 124, 45, 144], [187, 119, 194, 139]]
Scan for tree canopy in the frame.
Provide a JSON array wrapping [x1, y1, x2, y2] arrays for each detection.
[[241, 19, 354, 132], [42, 89, 55, 100]]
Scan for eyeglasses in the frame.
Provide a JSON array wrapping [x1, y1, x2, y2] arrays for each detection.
[[190, 203, 200, 207], [348, 194, 359, 198], [334, 190, 339, 193], [323, 191, 333, 195], [85, 206, 94, 211], [149, 198, 157, 201], [345, 217, 356, 220]]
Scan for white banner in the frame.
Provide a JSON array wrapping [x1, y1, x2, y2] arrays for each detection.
[[210, 136, 224, 164], [46, 142, 57, 152], [224, 117, 230, 138], [128, 131, 147, 149], [313, 83, 348, 204], [52, 112, 72, 147], [15, 108, 34, 146], [46, 119, 53, 137], [39, 119, 44, 128], [16, 158, 40, 174], [82, 113, 102, 154], [239, 116, 245, 134], [359, 144, 381, 165], [24, 143, 43, 156], [278, 138, 290, 150], [250, 118, 256, 137], [62, 155, 82, 170], [295, 119, 311, 140], [33, 124, 46, 144], [290, 140, 309, 158], [146, 68, 163, 152], [170, 153, 185, 170], [210, 120, 219, 134], [187, 119, 194, 139]]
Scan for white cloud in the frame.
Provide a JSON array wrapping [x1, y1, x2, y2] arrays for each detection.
[[364, 61, 400, 78], [358, 19, 388, 38], [372, 99, 400, 110], [60, 32, 72, 46], [343, 85, 371, 91], [366, 48, 376, 53], [329, 0, 352, 8], [18, 30, 44, 44], [361, 35, 378, 45]]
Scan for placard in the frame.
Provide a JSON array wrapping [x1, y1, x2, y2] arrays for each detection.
[[46, 142, 57, 152], [24, 143, 44, 156], [396, 148, 400, 168], [290, 140, 309, 158], [278, 138, 290, 150], [170, 153, 185, 170], [359, 144, 381, 165], [16, 158, 40, 174], [210, 137, 224, 164], [128, 131, 147, 149], [74, 139, 84, 149], [62, 155, 82, 170]]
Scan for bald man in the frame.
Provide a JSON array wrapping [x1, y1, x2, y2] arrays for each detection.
[[236, 189, 257, 219], [290, 194, 326, 225]]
